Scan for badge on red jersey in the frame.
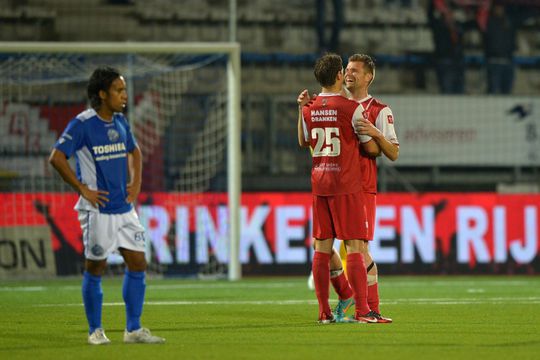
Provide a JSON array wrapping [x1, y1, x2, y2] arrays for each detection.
[[387, 114, 394, 124], [322, 98, 328, 107], [362, 111, 369, 119]]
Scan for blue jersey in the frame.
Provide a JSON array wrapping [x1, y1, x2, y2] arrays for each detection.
[[55, 109, 137, 214]]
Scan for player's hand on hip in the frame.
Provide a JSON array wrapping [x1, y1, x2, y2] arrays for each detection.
[[126, 181, 141, 203], [80, 185, 109, 208]]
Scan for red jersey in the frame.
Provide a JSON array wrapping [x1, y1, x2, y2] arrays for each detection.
[[302, 93, 367, 196], [358, 96, 399, 193]]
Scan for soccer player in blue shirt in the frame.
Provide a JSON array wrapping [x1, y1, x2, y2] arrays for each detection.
[[49, 66, 165, 345]]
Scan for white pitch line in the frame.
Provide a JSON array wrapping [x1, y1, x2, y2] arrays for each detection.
[[0, 282, 300, 292], [388, 300, 540, 305], [34, 296, 540, 307], [384, 280, 533, 287], [36, 300, 320, 307], [0, 286, 45, 292], [466, 288, 486, 293], [3, 279, 538, 293], [147, 282, 299, 290]]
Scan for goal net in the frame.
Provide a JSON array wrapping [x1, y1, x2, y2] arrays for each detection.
[[0, 42, 241, 280]]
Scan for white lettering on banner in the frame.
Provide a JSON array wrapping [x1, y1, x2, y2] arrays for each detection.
[[456, 206, 538, 264], [457, 206, 491, 263], [240, 206, 273, 264], [138, 206, 173, 264], [175, 207, 189, 263], [401, 206, 435, 263], [494, 207, 507, 263], [372, 206, 398, 263], [135, 202, 537, 266], [510, 206, 538, 263], [275, 206, 307, 263], [196, 206, 228, 264]]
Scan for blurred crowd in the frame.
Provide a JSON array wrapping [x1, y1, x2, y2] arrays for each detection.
[[316, 0, 540, 95], [428, 0, 539, 94]]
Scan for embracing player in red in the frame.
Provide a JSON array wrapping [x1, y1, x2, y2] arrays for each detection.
[[298, 53, 381, 323], [299, 53, 399, 324]]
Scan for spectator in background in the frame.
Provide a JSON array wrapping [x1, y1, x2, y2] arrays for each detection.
[[316, 0, 344, 53], [428, 0, 466, 94], [478, 0, 540, 94], [479, 2, 516, 94]]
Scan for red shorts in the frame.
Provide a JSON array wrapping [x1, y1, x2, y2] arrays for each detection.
[[312, 191, 369, 240], [364, 192, 376, 241]]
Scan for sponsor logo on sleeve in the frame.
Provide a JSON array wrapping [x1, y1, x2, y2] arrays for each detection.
[[387, 115, 394, 124]]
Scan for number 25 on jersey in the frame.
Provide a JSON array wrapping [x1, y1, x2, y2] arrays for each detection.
[[311, 127, 341, 157]]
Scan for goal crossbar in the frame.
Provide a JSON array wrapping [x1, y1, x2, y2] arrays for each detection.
[[0, 41, 239, 54]]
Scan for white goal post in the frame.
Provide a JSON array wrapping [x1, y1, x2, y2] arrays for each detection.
[[0, 41, 242, 281]]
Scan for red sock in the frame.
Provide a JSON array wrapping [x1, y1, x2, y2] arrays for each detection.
[[330, 271, 353, 300], [312, 251, 332, 316], [368, 283, 380, 314], [346, 253, 370, 315]]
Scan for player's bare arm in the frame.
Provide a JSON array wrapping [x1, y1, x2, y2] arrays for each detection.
[[361, 139, 381, 157], [355, 118, 399, 161], [297, 109, 309, 147], [126, 145, 143, 203], [48, 148, 109, 207], [297, 89, 310, 147]]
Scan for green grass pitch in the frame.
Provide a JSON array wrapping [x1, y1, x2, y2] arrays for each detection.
[[1, 276, 539, 359]]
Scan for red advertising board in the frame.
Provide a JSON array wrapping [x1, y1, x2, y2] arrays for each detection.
[[1, 192, 538, 275]]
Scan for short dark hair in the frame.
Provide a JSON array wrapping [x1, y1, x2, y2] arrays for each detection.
[[347, 54, 375, 76], [314, 53, 343, 88], [87, 66, 122, 109]]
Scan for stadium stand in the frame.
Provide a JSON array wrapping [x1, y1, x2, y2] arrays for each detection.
[[1, 0, 539, 192]]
